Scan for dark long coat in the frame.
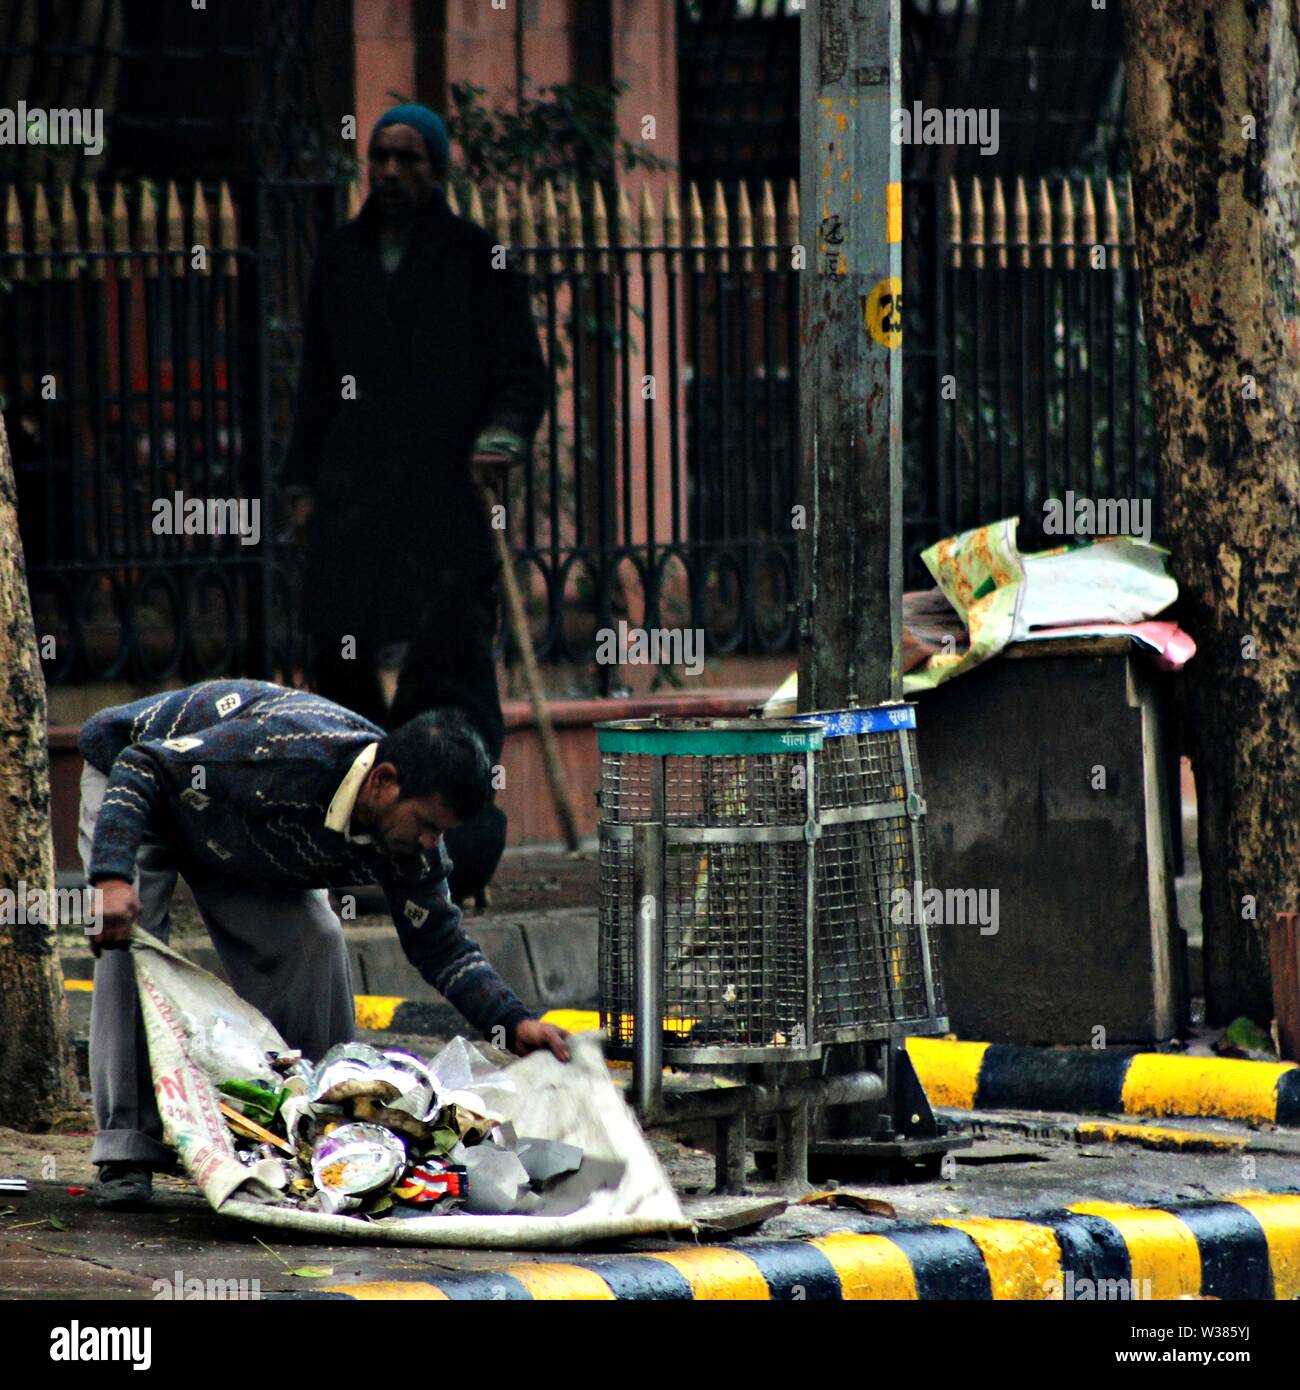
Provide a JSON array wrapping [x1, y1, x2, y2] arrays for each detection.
[[283, 188, 547, 642]]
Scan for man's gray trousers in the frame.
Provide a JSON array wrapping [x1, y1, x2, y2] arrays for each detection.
[[79, 763, 355, 1166]]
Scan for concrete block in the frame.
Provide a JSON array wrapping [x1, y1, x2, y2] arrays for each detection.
[[343, 921, 539, 1011], [520, 910, 599, 1008], [916, 649, 1186, 1045]]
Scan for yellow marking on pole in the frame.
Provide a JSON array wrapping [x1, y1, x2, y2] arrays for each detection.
[[1067, 1201, 1202, 1299], [644, 1247, 770, 1300], [1224, 1193, 1300, 1300], [932, 1216, 1062, 1300], [64, 978, 93, 992], [865, 275, 903, 349], [887, 182, 903, 244], [322, 1280, 448, 1299], [1122, 1053, 1293, 1124], [507, 1263, 618, 1300], [1076, 1120, 1247, 1152], [904, 1036, 988, 1109], [810, 1233, 919, 1299], [352, 995, 401, 1031]]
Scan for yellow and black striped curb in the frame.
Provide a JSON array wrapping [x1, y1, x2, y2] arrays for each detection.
[[540, 1015, 1300, 1128], [282, 1193, 1300, 1301], [907, 1037, 1300, 1129]]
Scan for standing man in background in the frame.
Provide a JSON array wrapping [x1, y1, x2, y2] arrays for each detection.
[[284, 103, 547, 907]]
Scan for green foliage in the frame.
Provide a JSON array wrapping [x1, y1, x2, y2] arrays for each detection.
[[442, 79, 674, 197]]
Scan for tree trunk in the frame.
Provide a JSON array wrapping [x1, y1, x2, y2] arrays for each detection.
[[0, 411, 80, 1122], [1122, 1, 1300, 1025]]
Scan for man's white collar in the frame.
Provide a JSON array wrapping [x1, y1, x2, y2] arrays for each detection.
[[326, 741, 380, 843]]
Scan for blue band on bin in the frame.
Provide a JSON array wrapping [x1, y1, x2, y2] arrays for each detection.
[[790, 706, 916, 736]]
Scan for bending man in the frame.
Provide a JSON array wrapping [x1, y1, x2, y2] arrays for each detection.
[[79, 679, 568, 1209]]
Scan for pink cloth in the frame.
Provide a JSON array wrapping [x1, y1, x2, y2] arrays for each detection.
[[1014, 619, 1196, 670]]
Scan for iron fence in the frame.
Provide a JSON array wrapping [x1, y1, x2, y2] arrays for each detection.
[[2, 170, 1153, 686], [2, 179, 266, 684], [909, 172, 1156, 571]]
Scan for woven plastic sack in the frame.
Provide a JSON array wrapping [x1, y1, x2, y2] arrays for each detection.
[[131, 932, 689, 1248]]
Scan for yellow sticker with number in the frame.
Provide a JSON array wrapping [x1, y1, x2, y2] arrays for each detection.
[[866, 276, 903, 350]]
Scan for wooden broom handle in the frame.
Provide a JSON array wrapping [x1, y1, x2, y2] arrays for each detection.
[[480, 484, 580, 851]]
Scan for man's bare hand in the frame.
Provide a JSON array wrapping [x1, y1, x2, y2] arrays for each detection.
[[512, 1018, 571, 1062], [470, 452, 517, 494], [90, 878, 141, 958]]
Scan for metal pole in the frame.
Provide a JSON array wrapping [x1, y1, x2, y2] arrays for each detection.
[[776, 1102, 810, 1192], [797, 0, 903, 711], [631, 819, 664, 1120], [716, 1112, 748, 1195]]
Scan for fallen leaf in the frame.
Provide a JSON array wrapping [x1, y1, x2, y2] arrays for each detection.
[[47, 1215, 68, 1231], [290, 1266, 334, 1278], [696, 1200, 788, 1233], [797, 1191, 896, 1219]]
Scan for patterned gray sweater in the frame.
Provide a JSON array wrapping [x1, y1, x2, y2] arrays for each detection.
[[80, 680, 532, 1045]]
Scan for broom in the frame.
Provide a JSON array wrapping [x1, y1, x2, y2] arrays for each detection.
[[479, 482, 580, 852]]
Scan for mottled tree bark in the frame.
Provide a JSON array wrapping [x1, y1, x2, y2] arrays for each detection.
[[0, 412, 80, 1121], [1122, 1, 1300, 1024]]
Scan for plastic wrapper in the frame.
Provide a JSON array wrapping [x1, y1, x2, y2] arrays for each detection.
[[427, 1036, 516, 1121], [188, 1010, 281, 1088], [393, 1160, 467, 1205]]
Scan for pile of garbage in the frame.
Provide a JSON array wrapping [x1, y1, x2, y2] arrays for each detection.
[[216, 1038, 593, 1220], [132, 935, 686, 1244]]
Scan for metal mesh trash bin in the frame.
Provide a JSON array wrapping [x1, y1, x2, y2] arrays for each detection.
[[597, 717, 825, 1064], [598, 710, 963, 1190], [792, 704, 949, 1042]]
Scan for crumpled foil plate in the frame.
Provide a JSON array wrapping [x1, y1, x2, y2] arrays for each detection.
[[311, 1122, 408, 1196]]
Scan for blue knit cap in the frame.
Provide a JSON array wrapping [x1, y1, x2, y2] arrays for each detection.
[[370, 103, 451, 170]]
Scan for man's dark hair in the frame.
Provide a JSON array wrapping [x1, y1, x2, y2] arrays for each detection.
[[378, 709, 492, 820]]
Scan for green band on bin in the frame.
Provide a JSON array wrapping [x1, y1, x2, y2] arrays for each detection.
[[597, 724, 824, 756]]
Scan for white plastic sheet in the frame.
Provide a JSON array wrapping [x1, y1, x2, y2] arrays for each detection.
[[131, 932, 689, 1247]]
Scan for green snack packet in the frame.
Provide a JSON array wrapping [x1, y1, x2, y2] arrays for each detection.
[[219, 1078, 290, 1128]]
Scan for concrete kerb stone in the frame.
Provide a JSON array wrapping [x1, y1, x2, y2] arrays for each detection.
[[519, 910, 598, 1008], [290, 1192, 1300, 1301], [59, 908, 599, 1020]]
